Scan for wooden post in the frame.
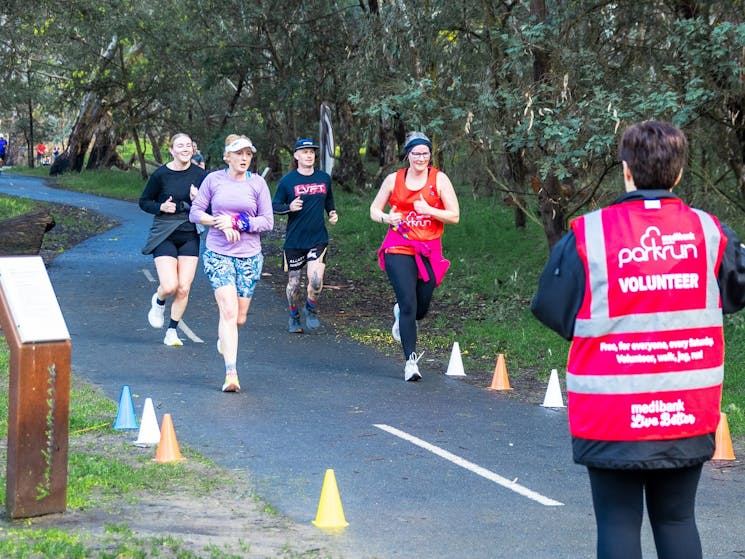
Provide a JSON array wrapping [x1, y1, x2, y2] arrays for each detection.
[[0, 256, 70, 518]]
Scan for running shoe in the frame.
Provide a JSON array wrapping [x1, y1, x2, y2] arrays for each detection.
[[222, 372, 241, 393], [163, 328, 183, 347], [392, 303, 401, 342], [289, 313, 303, 333], [304, 305, 321, 330], [404, 351, 424, 382], [148, 292, 165, 329], [216, 338, 222, 354]]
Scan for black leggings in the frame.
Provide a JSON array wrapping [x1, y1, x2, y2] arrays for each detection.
[[384, 253, 436, 359], [587, 465, 703, 559]]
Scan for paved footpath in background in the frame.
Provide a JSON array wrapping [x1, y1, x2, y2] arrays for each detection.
[[2, 172, 745, 558]]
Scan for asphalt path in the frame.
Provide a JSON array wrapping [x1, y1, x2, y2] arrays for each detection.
[[2, 172, 745, 558]]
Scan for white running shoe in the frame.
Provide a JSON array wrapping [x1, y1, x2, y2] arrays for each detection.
[[222, 372, 241, 392], [404, 351, 424, 382], [148, 292, 165, 329], [163, 328, 183, 346], [392, 303, 401, 342]]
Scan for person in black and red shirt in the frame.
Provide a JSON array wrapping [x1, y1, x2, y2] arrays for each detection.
[[272, 138, 338, 333]]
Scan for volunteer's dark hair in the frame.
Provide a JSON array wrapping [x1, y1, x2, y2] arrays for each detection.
[[619, 120, 687, 190]]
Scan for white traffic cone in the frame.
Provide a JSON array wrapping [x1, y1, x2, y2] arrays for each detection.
[[541, 369, 565, 408], [133, 397, 161, 447], [446, 342, 466, 377]]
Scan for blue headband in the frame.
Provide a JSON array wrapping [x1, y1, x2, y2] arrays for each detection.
[[404, 137, 432, 157]]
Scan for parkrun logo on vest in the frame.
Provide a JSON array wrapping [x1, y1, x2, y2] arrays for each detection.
[[617, 226, 698, 269]]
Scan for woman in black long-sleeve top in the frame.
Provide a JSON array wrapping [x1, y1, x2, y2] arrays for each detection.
[[139, 133, 206, 346]]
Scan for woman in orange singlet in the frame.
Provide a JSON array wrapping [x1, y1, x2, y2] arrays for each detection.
[[370, 131, 460, 381]]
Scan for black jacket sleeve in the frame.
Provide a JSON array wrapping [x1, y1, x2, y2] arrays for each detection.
[[139, 173, 162, 215], [531, 231, 586, 341], [718, 223, 745, 314]]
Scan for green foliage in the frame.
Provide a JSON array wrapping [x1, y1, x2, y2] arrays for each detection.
[[0, 529, 87, 559], [0, 195, 34, 220], [4, 0, 745, 244]]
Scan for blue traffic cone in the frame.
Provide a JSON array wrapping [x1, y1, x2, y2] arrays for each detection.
[[113, 385, 139, 430]]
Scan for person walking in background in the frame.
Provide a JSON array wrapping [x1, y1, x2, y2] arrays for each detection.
[[531, 120, 745, 559], [272, 138, 338, 333], [0, 133, 7, 166], [140, 132, 207, 346], [35, 143, 46, 166], [369, 131, 460, 381], [189, 134, 273, 393], [191, 141, 205, 169]]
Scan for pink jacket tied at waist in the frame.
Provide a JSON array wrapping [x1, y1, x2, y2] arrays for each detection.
[[377, 228, 451, 286]]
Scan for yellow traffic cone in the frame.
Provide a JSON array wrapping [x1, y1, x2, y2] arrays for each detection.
[[312, 469, 349, 529]]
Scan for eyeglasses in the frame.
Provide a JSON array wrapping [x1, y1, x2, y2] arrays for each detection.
[[409, 152, 430, 160]]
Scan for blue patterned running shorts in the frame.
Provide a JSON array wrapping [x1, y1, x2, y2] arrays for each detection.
[[203, 250, 264, 298]]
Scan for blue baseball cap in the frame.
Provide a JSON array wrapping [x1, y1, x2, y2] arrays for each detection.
[[294, 138, 319, 152]]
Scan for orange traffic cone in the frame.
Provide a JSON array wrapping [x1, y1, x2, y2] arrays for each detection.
[[712, 412, 735, 460], [153, 413, 185, 463], [488, 354, 512, 391]]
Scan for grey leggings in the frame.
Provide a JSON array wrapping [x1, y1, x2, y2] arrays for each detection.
[[384, 252, 436, 359]]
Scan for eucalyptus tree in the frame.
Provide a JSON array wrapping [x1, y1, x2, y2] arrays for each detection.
[[0, 1, 68, 166], [457, 0, 745, 248]]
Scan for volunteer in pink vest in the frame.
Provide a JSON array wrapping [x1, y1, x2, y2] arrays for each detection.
[[370, 131, 460, 381], [532, 120, 745, 559]]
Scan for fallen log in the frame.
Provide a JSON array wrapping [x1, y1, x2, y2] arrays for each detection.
[[0, 210, 56, 256]]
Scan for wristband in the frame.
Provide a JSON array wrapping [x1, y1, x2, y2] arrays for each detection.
[[232, 212, 251, 232]]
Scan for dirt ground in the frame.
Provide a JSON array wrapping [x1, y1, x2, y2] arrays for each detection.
[[25, 432, 342, 558], [2, 199, 547, 558]]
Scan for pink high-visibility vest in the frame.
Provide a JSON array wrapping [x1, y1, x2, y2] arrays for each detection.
[[567, 197, 726, 441]]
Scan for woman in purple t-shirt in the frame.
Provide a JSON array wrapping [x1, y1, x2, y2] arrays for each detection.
[[189, 134, 274, 392]]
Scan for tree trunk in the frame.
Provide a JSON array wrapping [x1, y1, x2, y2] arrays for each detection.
[[146, 130, 164, 165], [53, 35, 119, 174], [379, 115, 399, 168], [86, 111, 128, 171], [531, 0, 566, 249], [27, 93, 34, 168], [334, 101, 366, 192], [536, 175, 566, 250]]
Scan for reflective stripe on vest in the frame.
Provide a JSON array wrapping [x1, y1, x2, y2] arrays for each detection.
[[567, 200, 725, 441]]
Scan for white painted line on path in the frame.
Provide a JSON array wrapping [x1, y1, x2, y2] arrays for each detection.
[[177, 321, 203, 343], [141, 268, 204, 344], [374, 423, 564, 507]]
